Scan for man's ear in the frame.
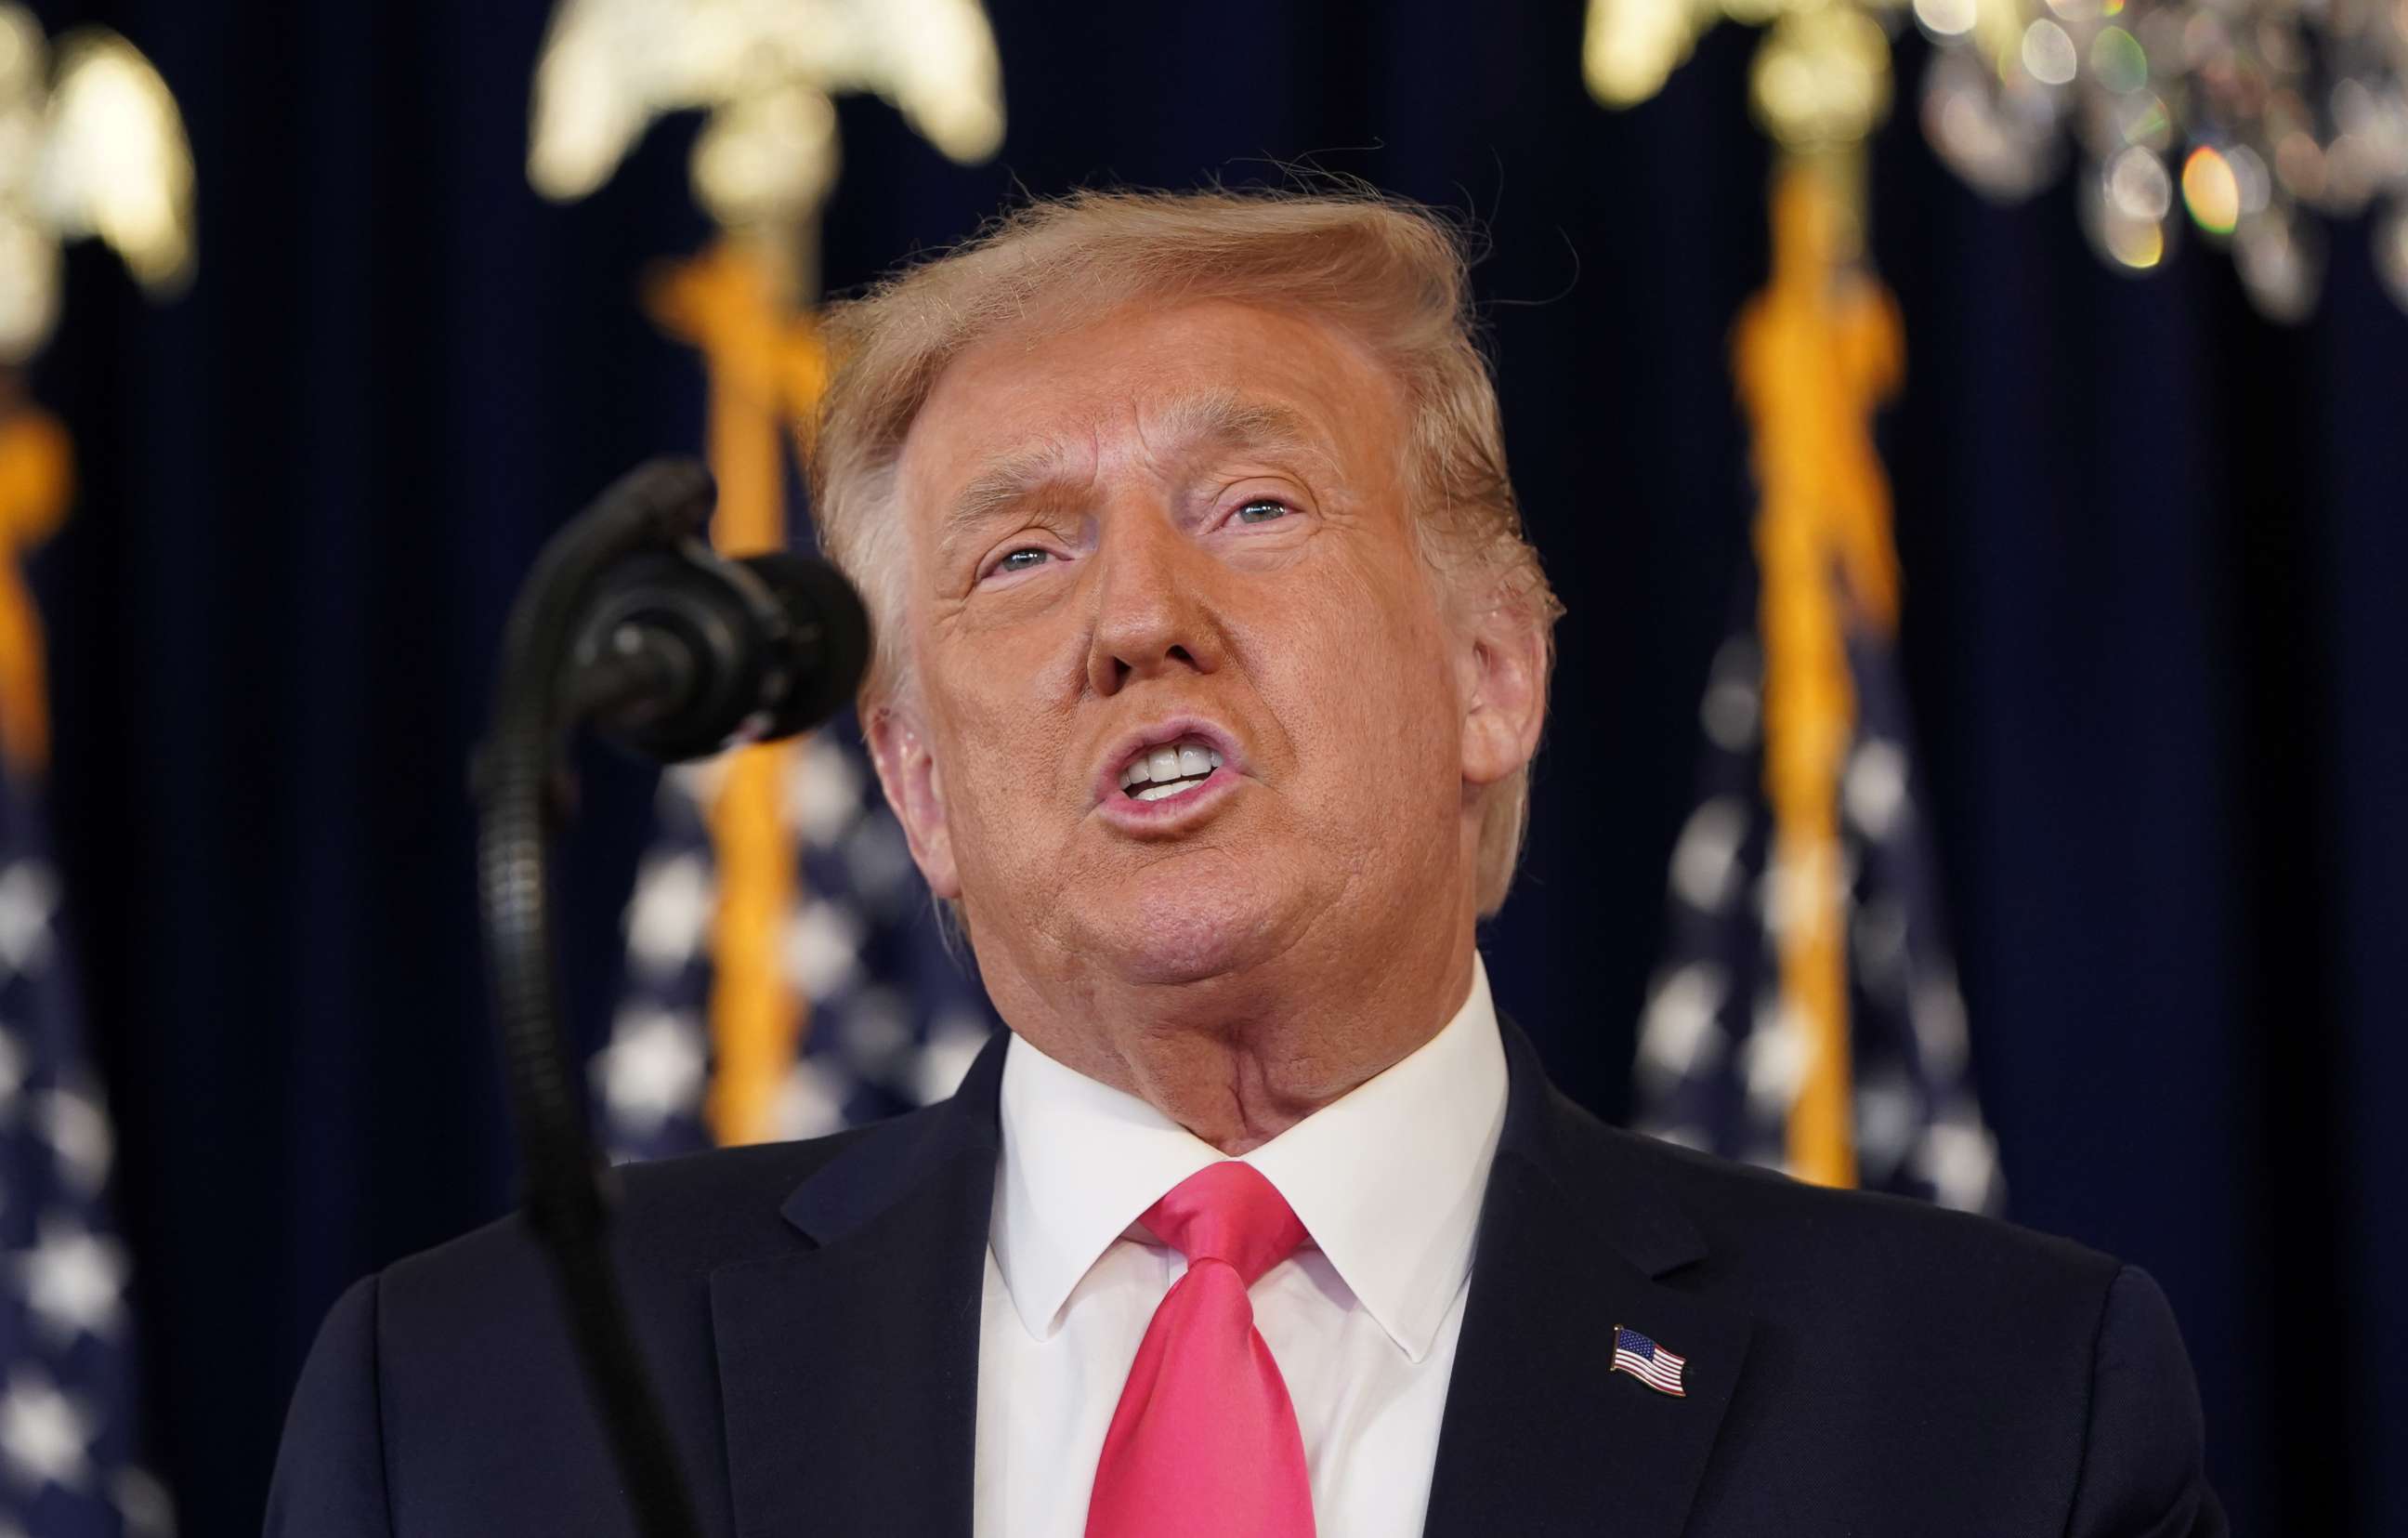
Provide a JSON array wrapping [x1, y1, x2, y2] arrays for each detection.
[[1458, 602, 1550, 792], [864, 701, 962, 900]]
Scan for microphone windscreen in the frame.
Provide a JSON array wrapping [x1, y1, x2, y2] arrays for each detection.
[[739, 551, 872, 738]]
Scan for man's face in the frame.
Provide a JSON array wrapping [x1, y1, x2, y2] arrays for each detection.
[[872, 299, 1492, 994]]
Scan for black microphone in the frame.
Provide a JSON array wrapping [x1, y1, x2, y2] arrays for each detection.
[[567, 538, 871, 762], [474, 456, 871, 1538]]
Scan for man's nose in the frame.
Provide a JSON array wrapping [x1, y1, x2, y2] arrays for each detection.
[[1083, 508, 1221, 698]]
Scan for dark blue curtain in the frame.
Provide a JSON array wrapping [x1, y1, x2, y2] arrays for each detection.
[[24, 0, 2403, 1531]]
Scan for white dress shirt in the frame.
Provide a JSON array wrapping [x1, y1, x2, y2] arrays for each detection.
[[974, 955, 1509, 1537]]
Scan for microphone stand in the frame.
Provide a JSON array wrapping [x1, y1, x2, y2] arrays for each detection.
[[474, 460, 715, 1538]]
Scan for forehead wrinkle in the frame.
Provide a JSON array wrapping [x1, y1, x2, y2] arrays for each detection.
[[1141, 387, 1346, 488]]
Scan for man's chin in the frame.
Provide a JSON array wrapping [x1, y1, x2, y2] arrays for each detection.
[[1065, 884, 1294, 989]]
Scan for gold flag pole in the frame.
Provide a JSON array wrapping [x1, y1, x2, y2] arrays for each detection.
[[1589, 0, 1902, 1187], [644, 240, 830, 1146], [1733, 150, 1904, 1187], [0, 387, 72, 777], [527, 0, 1003, 1148], [0, 9, 189, 1521]]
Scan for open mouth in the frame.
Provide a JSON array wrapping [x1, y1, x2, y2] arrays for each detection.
[[1117, 737, 1224, 803]]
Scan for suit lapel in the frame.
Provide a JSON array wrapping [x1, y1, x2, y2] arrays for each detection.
[[1424, 1021, 1752, 1538], [703, 1016, 1747, 1537], [710, 1032, 1006, 1537]]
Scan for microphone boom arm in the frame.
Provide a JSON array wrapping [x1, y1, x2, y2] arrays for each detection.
[[475, 460, 719, 1538]]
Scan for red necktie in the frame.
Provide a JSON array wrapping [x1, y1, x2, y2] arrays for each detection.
[[1084, 1161, 1317, 1538]]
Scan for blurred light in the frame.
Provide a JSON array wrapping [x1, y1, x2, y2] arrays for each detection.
[[2332, 78, 2377, 136], [2321, 134, 2375, 213], [2083, 150, 2172, 270], [1583, 0, 1701, 105], [35, 32, 195, 290], [896, 0, 1009, 161], [0, 10, 193, 362], [2088, 27, 2149, 95], [2118, 92, 2172, 151], [2180, 12, 2225, 69], [2100, 215, 2165, 269], [2022, 20, 2079, 86], [0, 209, 56, 362], [1588, 0, 2408, 321], [1921, 49, 2060, 199], [692, 84, 836, 231], [1913, 0, 1976, 42], [2234, 213, 2322, 322], [2255, 20, 2303, 74], [2133, 11, 2186, 72], [0, 7, 39, 90], [0, 99, 35, 180], [530, 0, 1006, 229], [1750, 6, 1892, 149], [2107, 145, 2172, 221], [2227, 144, 2271, 214], [1721, 0, 1788, 27], [2274, 131, 2325, 201], [2181, 145, 2240, 232], [2375, 202, 2408, 310]]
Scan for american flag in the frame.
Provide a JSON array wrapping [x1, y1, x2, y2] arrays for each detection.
[[1609, 1325, 1687, 1397], [0, 772, 172, 1534], [1634, 591, 2005, 1215], [595, 722, 996, 1163]]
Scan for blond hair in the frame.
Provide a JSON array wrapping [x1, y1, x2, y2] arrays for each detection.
[[806, 187, 1562, 915]]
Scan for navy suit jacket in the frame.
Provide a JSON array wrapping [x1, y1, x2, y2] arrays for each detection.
[[267, 1020, 2224, 1536]]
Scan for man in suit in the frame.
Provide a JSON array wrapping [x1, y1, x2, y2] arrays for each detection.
[[268, 189, 2223, 1536]]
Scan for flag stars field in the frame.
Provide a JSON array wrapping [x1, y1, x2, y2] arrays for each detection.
[[782, 899, 865, 1004], [1670, 798, 1748, 914], [1914, 1115, 2003, 1214], [604, 731, 997, 1171], [1741, 998, 1814, 1118], [595, 1006, 709, 1140], [1637, 964, 1729, 1091], [33, 1089, 110, 1197], [0, 779, 166, 1521], [622, 852, 714, 978], [785, 736, 865, 849], [14, 1219, 127, 1343], [1638, 583, 2004, 1215], [0, 1369, 95, 1492], [908, 1012, 993, 1106], [0, 863, 58, 979]]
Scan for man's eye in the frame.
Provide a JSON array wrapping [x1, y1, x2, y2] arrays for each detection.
[[1233, 498, 1290, 525], [991, 548, 1052, 576]]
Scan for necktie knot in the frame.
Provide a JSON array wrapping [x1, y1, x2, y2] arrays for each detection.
[[1092, 1159, 1317, 1536], [1140, 1161, 1307, 1288]]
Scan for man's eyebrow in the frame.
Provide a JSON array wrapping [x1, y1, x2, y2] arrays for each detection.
[[937, 391, 1342, 550], [941, 442, 1086, 551]]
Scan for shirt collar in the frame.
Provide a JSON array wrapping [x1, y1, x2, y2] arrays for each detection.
[[990, 955, 1508, 1363]]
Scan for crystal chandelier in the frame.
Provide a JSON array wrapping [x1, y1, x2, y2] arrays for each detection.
[[1921, 0, 2408, 318], [1589, 0, 2408, 319]]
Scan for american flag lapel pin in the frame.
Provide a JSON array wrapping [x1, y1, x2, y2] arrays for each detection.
[[1610, 1324, 1689, 1398]]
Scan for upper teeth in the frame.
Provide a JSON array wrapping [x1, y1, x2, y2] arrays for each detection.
[[1119, 738, 1224, 799]]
